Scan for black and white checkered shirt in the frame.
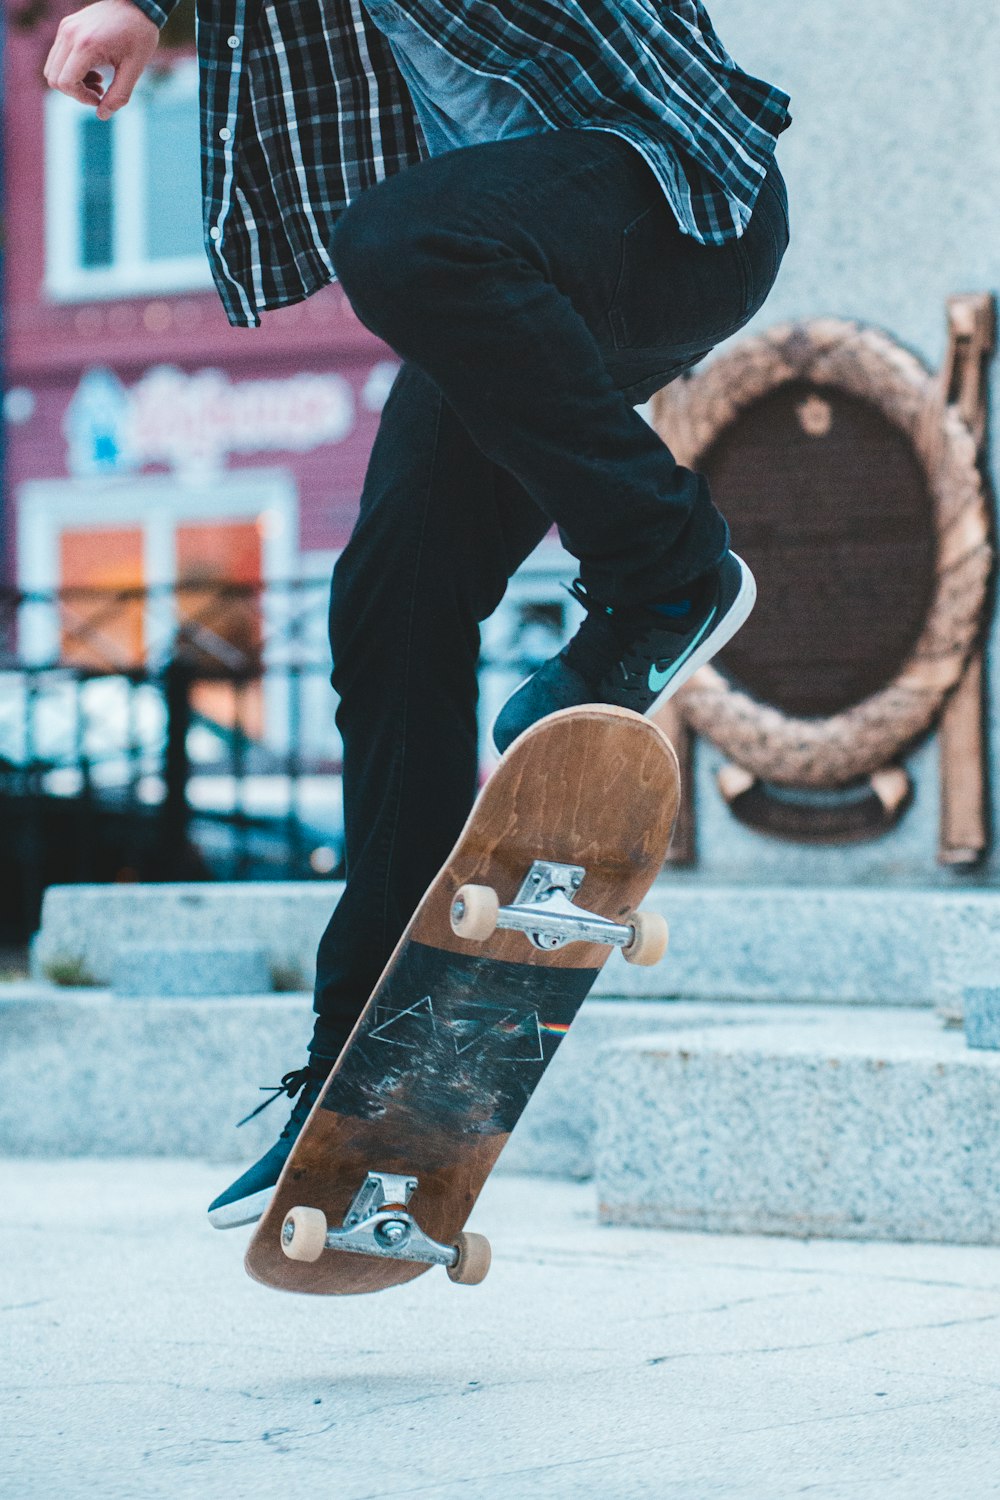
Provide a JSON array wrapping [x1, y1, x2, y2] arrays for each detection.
[[135, 0, 791, 328]]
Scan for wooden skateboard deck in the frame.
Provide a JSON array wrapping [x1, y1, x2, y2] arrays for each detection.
[[245, 705, 679, 1295]]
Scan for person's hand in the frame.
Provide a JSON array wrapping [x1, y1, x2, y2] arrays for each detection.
[[44, 0, 160, 121]]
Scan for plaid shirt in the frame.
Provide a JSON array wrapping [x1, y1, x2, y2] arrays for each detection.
[[134, 0, 791, 328]]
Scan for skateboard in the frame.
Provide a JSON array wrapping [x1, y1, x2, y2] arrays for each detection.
[[245, 704, 679, 1295]]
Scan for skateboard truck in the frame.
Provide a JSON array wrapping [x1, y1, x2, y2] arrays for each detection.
[[280, 1172, 492, 1285], [450, 860, 669, 965]]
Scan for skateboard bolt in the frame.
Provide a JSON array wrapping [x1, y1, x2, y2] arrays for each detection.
[[452, 898, 465, 920], [377, 1218, 410, 1247], [281, 1220, 295, 1245]]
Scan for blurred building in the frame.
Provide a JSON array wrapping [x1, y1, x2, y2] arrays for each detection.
[[3, 3, 571, 764], [3, 9, 406, 615], [8, 0, 993, 911], [0, 10, 571, 931]]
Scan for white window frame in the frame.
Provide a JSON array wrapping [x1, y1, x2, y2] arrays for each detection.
[[44, 60, 213, 301], [16, 471, 298, 663]]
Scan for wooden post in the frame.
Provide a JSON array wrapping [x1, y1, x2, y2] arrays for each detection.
[[654, 696, 696, 865], [938, 294, 995, 866]]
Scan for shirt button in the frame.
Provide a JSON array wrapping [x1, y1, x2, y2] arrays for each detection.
[[210, 226, 222, 241], [219, 127, 232, 141], [227, 33, 240, 46]]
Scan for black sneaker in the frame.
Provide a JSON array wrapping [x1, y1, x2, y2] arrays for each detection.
[[492, 552, 755, 753], [207, 1061, 330, 1229]]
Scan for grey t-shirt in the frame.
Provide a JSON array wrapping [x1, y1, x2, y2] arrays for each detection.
[[361, 0, 551, 155]]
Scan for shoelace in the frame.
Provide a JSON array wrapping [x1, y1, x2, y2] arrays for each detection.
[[564, 578, 611, 617], [237, 1065, 313, 1128], [561, 579, 664, 688]]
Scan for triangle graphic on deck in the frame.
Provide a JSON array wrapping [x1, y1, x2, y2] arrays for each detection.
[[451, 1007, 545, 1063], [452, 1007, 517, 1056], [368, 994, 436, 1048], [500, 1009, 545, 1064]]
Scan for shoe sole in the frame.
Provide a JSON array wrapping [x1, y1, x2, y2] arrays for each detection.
[[644, 552, 756, 719], [207, 1186, 272, 1230]]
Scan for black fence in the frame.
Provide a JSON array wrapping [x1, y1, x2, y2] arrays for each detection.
[[0, 570, 574, 943]]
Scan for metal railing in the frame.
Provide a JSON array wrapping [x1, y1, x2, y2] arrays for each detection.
[[0, 568, 576, 941]]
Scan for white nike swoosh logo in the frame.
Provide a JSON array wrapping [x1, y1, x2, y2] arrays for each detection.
[[647, 608, 718, 694], [648, 662, 676, 693]]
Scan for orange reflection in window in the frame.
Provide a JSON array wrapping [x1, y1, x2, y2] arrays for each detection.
[[176, 520, 264, 740], [59, 527, 145, 670]]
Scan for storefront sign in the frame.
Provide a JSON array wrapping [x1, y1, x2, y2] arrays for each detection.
[[62, 363, 390, 477]]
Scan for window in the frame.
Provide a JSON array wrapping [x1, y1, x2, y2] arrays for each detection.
[[45, 61, 212, 299], [59, 525, 146, 669]]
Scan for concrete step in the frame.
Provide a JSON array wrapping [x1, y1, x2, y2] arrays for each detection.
[[0, 986, 762, 1172], [595, 1006, 1000, 1246], [111, 942, 271, 997], [33, 883, 336, 993], [32, 880, 1000, 1005]]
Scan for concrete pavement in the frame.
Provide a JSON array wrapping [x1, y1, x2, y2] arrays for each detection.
[[4, 1160, 1000, 1500]]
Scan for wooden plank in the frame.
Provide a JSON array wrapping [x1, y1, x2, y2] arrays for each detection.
[[940, 651, 987, 865], [938, 293, 994, 866], [654, 696, 695, 865]]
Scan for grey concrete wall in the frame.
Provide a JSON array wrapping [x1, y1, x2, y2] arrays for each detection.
[[0, 986, 742, 1173], [671, 0, 1000, 885], [37, 880, 989, 1006]]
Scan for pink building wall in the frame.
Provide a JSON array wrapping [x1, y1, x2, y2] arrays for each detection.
[[3, 10, 396, 586]]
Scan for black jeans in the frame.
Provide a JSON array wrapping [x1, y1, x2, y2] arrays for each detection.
[[310, 128, 788, 1058]]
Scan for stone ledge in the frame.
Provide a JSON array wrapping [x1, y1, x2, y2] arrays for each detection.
[[33, 883, 333, 992], [111, 942, 271, 997], [595, 1007, 1000, 1245], [964, 987, 1000, 1050], [33, 880, 1000, 1004], [0, 986, 756, 1173]]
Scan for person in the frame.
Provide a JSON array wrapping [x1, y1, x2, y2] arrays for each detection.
[[46, 0, 791, 1226]]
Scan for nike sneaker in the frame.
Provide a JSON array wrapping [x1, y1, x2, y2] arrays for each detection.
[[207, 1061, 329, 1229], [492, 551, 755, 754]]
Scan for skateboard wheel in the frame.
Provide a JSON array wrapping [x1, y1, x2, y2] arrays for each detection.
[[622, 910, 669, 966], [447, 1231, 492, 1285], [450, 884, 499, 941], [280, 1206, 328, 1263]]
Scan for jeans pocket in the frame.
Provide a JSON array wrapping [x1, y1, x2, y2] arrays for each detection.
[[607, 201, 754, 355], [607, 206, 659, 350], [738, 168, 790, 323]]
